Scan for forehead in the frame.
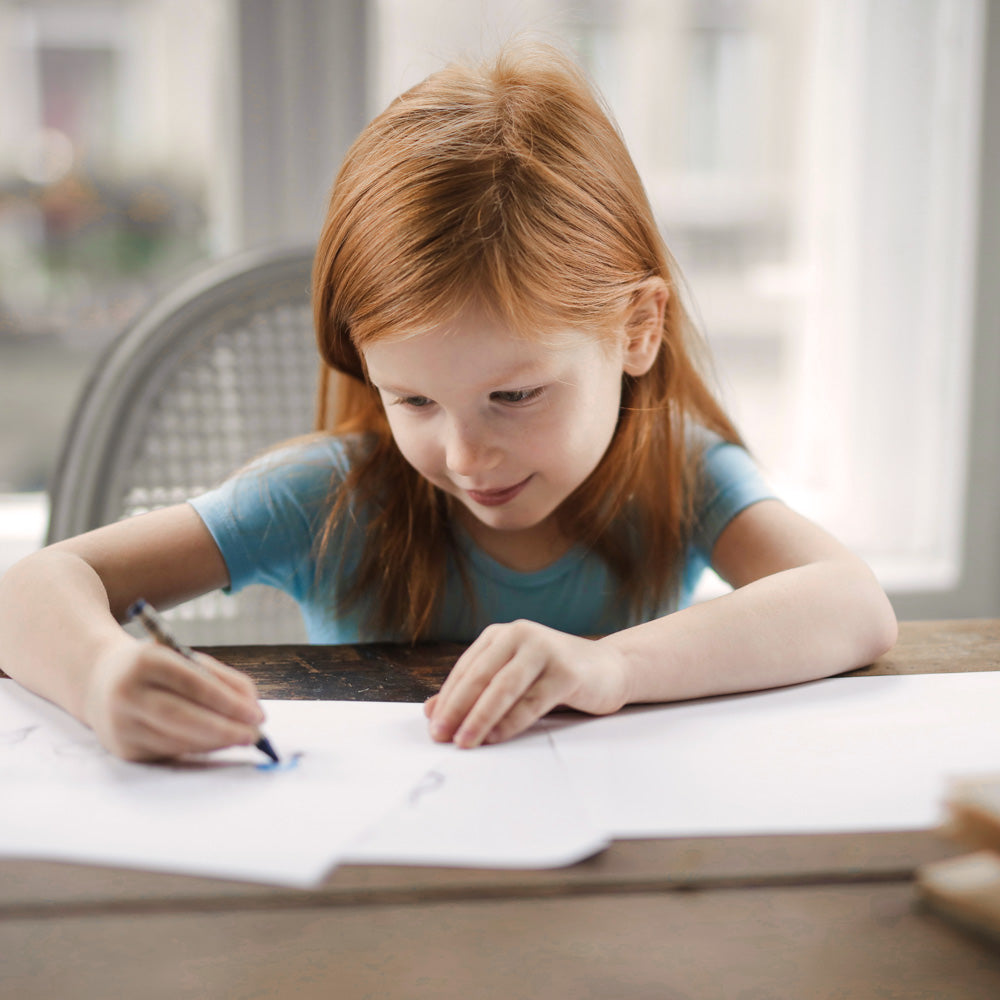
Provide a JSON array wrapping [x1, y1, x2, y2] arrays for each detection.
[[362, 310, 614, 387]]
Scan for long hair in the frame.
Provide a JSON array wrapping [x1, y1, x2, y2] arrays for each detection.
[[312, 42, 740, 640]]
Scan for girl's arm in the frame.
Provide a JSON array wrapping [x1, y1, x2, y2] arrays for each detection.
[[426, 499, 898, 747], [0, 504, 265, 760], [609, 499, 897, 705]]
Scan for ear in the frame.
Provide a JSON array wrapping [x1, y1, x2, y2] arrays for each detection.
[[622, 279, 668, 377]]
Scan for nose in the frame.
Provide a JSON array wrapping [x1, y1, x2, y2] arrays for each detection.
[[444, 417, 501, 478]]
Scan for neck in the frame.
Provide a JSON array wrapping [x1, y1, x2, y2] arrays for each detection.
[[454, 507, 573, 573]]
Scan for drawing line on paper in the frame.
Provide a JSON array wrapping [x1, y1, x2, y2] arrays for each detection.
[[0, 725, 109, 760], [408, 769, 445, 806], [0, 725, 39, 746]]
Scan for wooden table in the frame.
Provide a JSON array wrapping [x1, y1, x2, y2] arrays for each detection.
[[3, 620, 1000, 999]]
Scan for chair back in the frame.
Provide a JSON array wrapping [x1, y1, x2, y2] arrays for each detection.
[[47, 246, 320, 644]]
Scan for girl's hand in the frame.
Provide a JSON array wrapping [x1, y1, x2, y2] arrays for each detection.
[[424, 620, 628, 748], [82, 636, 266, 762]]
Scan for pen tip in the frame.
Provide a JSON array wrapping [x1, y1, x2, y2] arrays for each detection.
[[126, 598, 147, 621], [257, 736, 280, 764]]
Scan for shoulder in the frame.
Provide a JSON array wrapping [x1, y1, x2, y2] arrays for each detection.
[[687, 425, 776, 555], [245, 432, 370, 481], [692, 428, 762, 488], [237, 432, 371, 496], [190, 433, 372, 525], [185, 433, 374, 596]]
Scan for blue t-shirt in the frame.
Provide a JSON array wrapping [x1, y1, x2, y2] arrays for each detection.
[[188, 433, 774, 643]]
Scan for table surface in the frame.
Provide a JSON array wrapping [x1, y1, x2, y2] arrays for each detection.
[[3, 618, 1000, 999]]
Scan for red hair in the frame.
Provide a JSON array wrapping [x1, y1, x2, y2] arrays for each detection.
[[312, 43, 740, 640]]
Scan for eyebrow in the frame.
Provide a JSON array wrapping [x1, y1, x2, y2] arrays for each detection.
[[371, 359, 551, 397]]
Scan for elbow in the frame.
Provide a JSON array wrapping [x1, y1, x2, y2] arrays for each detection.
[[867, 594, 898, 665], [815, 556, 897, 670], [853, 564, 898, 667]]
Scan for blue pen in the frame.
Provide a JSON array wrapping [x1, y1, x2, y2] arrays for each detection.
[[127, 598, 279, 764]]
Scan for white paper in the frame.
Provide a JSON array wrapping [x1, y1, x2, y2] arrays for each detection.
[[345, 725, 608, 868], [4, 671, 1000, 885], [0, 681, 448, 887], [548, 672, 1000, 837]]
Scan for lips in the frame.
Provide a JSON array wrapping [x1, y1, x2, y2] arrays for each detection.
[[465, 475, 533, 507]]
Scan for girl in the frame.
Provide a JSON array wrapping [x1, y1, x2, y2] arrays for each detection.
[[0, 44, 897, 761]]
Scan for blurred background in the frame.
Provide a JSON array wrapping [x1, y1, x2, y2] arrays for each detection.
[[0, 0, 996, 619]]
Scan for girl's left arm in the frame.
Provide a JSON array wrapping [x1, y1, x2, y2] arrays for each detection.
[[608, 499, 897, 707], [426, 499, 897, 748]]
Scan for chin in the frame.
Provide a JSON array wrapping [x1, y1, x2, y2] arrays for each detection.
[[470, 502, 558, 533], [469, 509, 529, 530]]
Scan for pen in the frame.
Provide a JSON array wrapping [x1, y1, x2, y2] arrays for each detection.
[[127, 598, 280, 763]]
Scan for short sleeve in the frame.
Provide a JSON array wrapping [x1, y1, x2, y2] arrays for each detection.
[[689, 435, 777, 561], [674, 434, 776, 607], [187, 437, 354, 602]]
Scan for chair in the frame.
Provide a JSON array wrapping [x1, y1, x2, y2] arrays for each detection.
[[47, 246, 320, 644]]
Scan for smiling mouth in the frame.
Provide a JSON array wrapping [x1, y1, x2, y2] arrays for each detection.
[[465, 476, 533, 507]]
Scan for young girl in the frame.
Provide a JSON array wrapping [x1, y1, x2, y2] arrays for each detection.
[[0, 44, 897, 762]]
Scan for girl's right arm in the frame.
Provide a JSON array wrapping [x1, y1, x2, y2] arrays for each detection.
[[0, 504, 265, 760]]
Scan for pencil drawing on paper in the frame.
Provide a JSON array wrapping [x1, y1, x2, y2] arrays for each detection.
[[0, 720, 111, 760], [408, 769, 445, 807], [0, 724, 39, 745]]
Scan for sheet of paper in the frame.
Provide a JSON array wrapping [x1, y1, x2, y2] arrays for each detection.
[[0, 681, 448, 887], [6, 671, 1000, 884], [548, 671, 1000, 837], [345, 726, 608, 868]]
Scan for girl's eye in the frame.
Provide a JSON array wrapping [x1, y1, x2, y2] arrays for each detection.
[[491, 387, 545, 405], [396, 395, 433, 408]]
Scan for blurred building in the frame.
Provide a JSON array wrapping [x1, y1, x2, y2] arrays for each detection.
[[0, 0, 221, 491]]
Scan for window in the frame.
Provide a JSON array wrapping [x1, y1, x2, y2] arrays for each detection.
[[371, 0, 986, 601], [0, 0, 225, 555], [1, 0, 993, 617]]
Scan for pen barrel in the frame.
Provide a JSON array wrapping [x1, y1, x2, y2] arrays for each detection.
[[155, 632, 197, 663], [131, 601, 198, 664]]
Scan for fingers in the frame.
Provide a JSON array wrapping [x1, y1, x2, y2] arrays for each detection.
[[479, 679, 556, 745], [117, 689, 263, 761], [428, 625, 514, 745], [137, 653, 263, 727], [428, 623, 629, 749], [87, 640, 266, 761], [428, 623, 568, 749], [462, 670, 562, 749], [184, 653, 264, 724]]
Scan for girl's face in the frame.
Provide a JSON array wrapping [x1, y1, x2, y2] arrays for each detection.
[[363, 307, 634, 567]]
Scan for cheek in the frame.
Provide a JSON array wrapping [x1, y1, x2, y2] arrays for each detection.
[[385, 414, 437, 473], [528, 381, 621, 478], [565, 374, 622, 457]]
